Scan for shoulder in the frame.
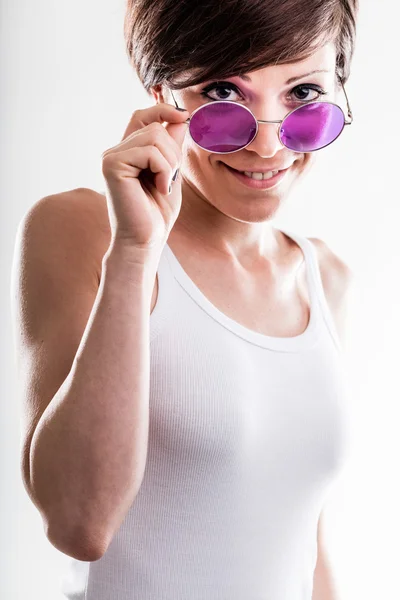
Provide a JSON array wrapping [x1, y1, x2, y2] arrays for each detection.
[[308, 236, 354, 286], [307, 237, 355, 348], [57, 187, 110, 235], [20, 187, 111, 283], [23, 187, 108, 229]]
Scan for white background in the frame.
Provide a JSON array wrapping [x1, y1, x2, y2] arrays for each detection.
[[1, 0, 399, 598]]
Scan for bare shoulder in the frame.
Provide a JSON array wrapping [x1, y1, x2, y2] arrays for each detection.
[[18, 187, 110, 275], [55, 187, 112, 266], [308, 236, 354, 287], [29, 187, 113, 283], [25, 186, 111, 242], [53, 188, 159, 311], [308, 237, 355, 347]]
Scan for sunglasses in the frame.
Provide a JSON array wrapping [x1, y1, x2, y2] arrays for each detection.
[[169, 78, 353, 154]]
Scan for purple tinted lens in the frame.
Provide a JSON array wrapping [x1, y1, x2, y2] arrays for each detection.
[[189, 101, 345, 153], [280, 102, 345, 152], [189, 102, 257, 152]]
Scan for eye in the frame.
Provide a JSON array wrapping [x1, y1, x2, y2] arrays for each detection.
[[289, 84, 328, 104], [200, 80, 329, 105], [200, 81, 243, 102]]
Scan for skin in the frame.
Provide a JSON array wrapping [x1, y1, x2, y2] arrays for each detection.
[[150, 42, 341, 272]]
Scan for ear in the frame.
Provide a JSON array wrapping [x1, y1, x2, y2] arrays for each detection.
[[150, 83, 167, 104]]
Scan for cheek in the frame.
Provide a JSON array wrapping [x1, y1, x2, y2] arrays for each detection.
[[185, 142, 216, 170], [303, 153, 317, 167], [296, 154, 316, 177]]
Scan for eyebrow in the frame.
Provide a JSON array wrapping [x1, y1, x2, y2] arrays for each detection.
[[237, 69, 331, 85]]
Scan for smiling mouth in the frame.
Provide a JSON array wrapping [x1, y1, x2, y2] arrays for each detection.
[[220, 162, 293, 190], [223, 163, 286, 180]]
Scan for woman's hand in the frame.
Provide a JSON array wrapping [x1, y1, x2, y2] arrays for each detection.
[[101, 103, 189, 252]]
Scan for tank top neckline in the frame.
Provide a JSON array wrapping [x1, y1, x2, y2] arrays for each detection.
[[162, 228, 322, 352]]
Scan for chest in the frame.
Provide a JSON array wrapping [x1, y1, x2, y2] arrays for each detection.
[[158, 239, 333, 339], [180, 259, 310, 337], [148, 307, 352, 495]]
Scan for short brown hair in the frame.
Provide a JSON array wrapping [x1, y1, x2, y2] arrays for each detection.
[[124, 0, 359, 94]]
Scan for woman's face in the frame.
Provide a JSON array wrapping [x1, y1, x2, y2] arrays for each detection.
[[155, 42, 340, 224]]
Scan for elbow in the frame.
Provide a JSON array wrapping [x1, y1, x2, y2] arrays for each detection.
[[21, 469, 109, 561], [45, 519, 109, 562], [20, 449, 110, 562]]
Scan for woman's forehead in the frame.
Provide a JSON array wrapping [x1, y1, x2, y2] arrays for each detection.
[[243, 44, 337, 82], [178, 43, 336, 89]]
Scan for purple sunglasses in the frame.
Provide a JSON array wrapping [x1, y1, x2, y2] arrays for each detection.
[[170, 78, 353, 154]]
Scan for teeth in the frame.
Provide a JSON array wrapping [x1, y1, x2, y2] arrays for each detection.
[[242, 170, 279, 180]]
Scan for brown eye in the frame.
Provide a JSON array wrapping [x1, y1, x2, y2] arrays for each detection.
[[200, 81, 243, 102], [290, 84, 328, 103]]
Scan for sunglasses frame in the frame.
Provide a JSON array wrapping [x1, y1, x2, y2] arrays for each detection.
[[169, 77, 353, 154]]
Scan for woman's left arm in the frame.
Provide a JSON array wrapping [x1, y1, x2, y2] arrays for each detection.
[[312, 511, 340, 600], [311, 241, 356, 600]]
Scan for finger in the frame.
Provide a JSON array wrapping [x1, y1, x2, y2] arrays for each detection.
[[121, 103, 189, 141], [103, 145, 174, 196], [115, 124, 186, 179], [164, 120, 188, 160], [109, 124, 181, 166], [103, 127, 180, 187]]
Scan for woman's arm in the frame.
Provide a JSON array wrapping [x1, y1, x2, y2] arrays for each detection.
[[12, 194, 159, 561], [312, 247, 355, 599], [312, 512, 340, 600]]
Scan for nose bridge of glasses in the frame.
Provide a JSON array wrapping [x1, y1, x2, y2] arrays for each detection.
[[245, 95, 286, 125], [257, 118, 283, 125], [245, 113, 285, 154]]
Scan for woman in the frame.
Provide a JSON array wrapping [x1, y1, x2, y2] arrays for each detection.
[[13, 0, 359, 599]]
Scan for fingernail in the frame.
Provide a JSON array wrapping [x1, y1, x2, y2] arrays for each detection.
[[172, 168, 179, 182]]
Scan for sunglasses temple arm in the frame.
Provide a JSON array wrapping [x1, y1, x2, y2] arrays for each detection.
[[170, 89, 191, 124], [170, 89, 179, 109], [340, 78, 354, 125]]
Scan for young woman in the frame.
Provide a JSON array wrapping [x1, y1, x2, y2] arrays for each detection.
[[12, 0, 359, 598]]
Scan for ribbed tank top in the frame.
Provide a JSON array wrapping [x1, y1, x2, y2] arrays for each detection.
[[61, 228, 354, 600]]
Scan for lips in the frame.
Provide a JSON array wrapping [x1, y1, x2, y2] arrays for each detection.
[[225, 164, 283, 176], [224, 162, 294, 173], [223, 162, 290, 189]]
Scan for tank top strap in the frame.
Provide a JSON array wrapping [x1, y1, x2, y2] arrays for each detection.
[[278, 227, 342, 352], [149, 241, 180, 342]]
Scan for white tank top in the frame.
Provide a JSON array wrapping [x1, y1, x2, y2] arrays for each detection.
[[61, 228, 354, 600]]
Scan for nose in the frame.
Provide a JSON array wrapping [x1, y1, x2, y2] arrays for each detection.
[[243, 99, 287, 157], [244, 119, 285, 157]]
